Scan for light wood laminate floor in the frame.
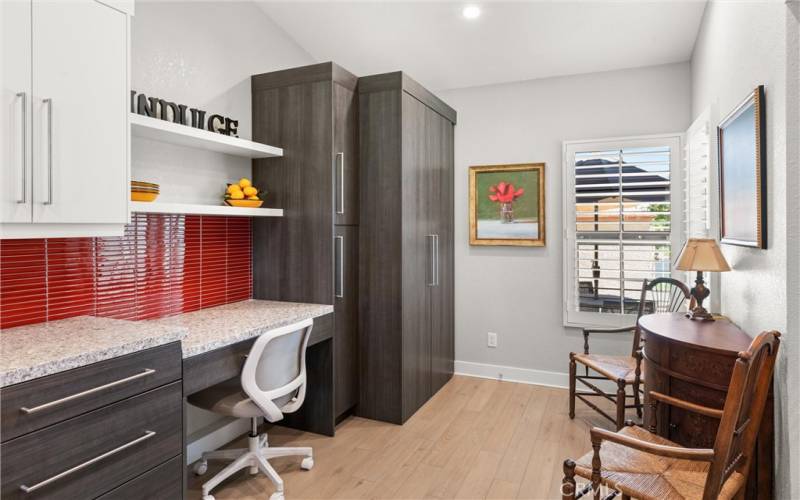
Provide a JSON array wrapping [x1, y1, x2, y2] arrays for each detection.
[[187, 375, 619, 499]]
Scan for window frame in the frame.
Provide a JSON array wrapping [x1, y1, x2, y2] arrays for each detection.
[[562, 134, 685, 329]]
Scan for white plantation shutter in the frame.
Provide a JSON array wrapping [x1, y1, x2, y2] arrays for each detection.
[[563, 135, 683, 328], [684, 108, 712, 238]]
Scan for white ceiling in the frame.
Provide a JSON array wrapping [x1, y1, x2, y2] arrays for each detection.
[[256, 1, 707, 91]]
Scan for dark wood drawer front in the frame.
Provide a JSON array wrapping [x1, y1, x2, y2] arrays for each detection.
[[183, 314, 334, 395], [1, 342, 181, 441], [96, 456, 182, 500], [1, 382, 182, 500]]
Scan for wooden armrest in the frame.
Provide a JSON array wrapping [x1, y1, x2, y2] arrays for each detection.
[[649, 391, 723, 419], [590, 427, 715, 462]]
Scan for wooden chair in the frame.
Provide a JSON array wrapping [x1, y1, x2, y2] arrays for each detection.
[[569, 278, 691, 430], [563, 330, 781, 500]]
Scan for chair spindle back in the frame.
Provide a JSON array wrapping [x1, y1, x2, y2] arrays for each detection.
[[632, 278, 690, 355]]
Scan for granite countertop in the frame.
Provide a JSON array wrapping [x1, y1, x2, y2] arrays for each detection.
[[0, 317, 186, 388], [147, 299, 334, 358]]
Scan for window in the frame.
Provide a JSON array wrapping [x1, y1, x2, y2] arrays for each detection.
[[563, 135, 683, 328]]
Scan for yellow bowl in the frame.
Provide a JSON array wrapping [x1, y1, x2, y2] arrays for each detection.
[[131, 191, 159, 202], [225, 199, 263, 208]]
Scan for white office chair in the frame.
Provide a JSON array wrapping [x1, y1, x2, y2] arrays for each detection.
[[188, 319, 315, 500]]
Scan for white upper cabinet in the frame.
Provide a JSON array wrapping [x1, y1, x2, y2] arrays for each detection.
[[1, 0, 32, 223], [1, 0, 130, 238]]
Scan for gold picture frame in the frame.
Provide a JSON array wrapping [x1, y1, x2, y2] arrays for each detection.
[[469, 163, 545, 246]]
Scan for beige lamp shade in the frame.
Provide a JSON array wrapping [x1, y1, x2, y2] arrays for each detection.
[[675, 238, 732, 272]]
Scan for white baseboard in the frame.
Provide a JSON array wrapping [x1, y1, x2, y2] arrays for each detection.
[[186, 417, 252, 465], [454, 360, 569, 389]]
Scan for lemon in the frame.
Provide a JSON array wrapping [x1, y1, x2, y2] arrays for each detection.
[[246, 195, 260, 200], [239, 178, 252, 189], [227, 184, 242, 195], [243, 186, 258, 197], [230, 190, 245, 200]]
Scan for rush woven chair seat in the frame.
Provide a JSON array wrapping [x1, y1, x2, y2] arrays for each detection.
[[569, 278, 690, 430], [570, 354, 639, 384], [570, 424, 745, 500], [563, 330, 781, 500]]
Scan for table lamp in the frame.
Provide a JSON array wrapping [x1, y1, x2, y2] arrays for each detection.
[[674, 238, 731, 321]]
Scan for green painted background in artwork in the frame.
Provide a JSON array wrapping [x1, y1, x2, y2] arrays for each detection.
[[475, 170, 539, 221]]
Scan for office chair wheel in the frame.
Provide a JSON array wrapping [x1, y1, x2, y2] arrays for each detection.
[[301, 457, 314, 470], [270, 492, 284, 500], [193, 460, 208, 476]]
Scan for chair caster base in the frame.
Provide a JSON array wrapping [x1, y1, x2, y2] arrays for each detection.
[[301, 456, 314, 470], [194, 460, 208, 476], [270, 492, 285, 500]]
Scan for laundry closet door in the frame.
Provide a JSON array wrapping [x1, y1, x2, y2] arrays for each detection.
[[429, 110, 455, 396], [32, 0, 127, 224], [400, 91, 433, 421]]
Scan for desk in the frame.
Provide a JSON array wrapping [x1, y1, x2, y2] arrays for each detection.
[[152, 300, 336, 436], [639, 313, 773, 500]]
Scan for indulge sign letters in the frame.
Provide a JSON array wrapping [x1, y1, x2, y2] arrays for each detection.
[[130, 91, 239, 137]]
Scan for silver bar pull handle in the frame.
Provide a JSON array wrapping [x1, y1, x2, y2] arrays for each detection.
[[434, 234, 440, 287], [427, 234, 436, 286], [19, 431, 156, 493], [20, 369, 156, 415], [335, 152, 345, 215], [42, 98, 53, 205], [16, 92, 27, 204], [334, 235, 344, 298]]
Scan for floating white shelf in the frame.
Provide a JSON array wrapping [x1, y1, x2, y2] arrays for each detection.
[[131, 202, 283, 218], [130, 114, 283, 159]]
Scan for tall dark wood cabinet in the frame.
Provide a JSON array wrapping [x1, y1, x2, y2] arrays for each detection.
[[251, 62, 360, 431], [358, 72, 456, 424]]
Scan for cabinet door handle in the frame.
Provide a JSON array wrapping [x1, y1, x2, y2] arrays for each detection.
[[16, 92, 27, 204], [20, 368, 156, 415], [42, 98, 53, 205], [336, 152, 345, 215], [427, 234, 436, 287], [335, 235, 344, 298], [19, 430, 156, 493], [434, 234, 440, 287]]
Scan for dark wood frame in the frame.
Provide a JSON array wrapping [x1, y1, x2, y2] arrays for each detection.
[[568, 278, 690, 430], [562, 330, 780, 500], [468, 163, 546, 247], [717, 85, 767, 249]]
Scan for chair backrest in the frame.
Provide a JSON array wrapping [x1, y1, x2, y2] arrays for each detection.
[[240, 319, 314, 423], [703, 330, 781, 500], [632, 278, 691, 355]]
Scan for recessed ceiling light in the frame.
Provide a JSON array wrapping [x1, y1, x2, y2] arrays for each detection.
[[462, 5, 481, 19]]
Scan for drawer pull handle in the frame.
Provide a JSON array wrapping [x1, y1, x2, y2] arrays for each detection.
[[19, 430, 156, 493], [20, 369, 156, 414]]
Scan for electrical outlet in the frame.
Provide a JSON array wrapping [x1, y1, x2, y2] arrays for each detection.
[[487, 332, 498, 348]]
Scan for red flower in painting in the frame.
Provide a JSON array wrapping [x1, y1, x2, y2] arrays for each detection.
[[488, 181, 524, 204]]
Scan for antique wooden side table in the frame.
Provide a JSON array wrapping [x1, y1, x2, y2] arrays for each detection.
[[639, 312, 774, 499]]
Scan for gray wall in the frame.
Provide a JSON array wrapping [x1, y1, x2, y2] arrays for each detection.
[[691, 3, 798, 498], [438, 62, 692, 381]]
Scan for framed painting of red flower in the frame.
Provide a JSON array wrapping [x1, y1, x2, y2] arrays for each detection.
[[469, 163, 545, 246]]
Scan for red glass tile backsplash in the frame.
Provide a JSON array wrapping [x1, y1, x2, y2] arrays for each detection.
[[0, 214, 253, 329]]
